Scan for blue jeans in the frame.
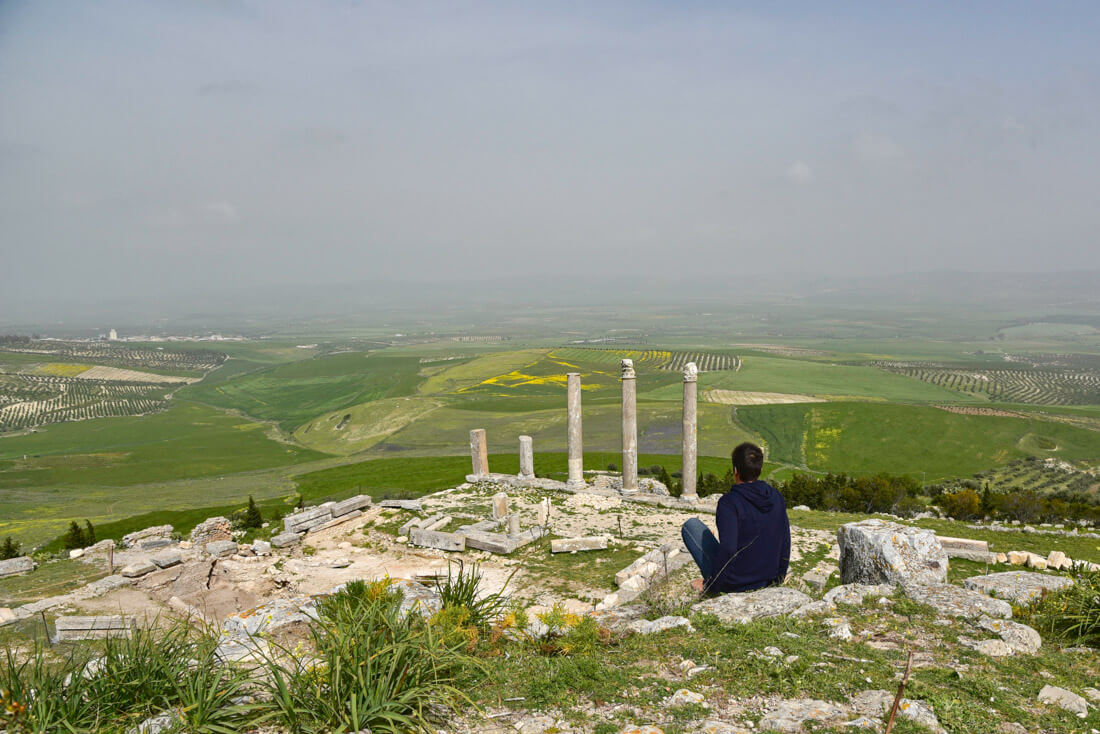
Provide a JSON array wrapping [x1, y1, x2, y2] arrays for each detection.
[[681, 517, 722, 588]]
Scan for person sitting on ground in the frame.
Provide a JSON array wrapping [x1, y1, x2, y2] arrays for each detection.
[[680, 442, 790, 594]]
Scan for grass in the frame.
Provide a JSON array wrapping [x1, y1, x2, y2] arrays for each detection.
[[0, 402, 326, 546], [0, 557, 107, 607], [740, 401, 1100, 480], [184, 352, 424, 431]]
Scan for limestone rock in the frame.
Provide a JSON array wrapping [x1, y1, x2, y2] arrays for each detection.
[[663, 689, 706, 707], [758, 699, 849, 731], [1007, 551, 1029, 566], [838, 519, 947, 586], [977, 616, 1041, 654], [129, 712, 181, 734], [69, 548, 85, 559], [120, 561, 157, 578], [963, 571, 1073, 604], [122, 525, 172, 548], [824, 617, 852, 641], [251, 540, 271, 555], [190, 516, 233, 546], [205, 540, 238, 558], [691, 587, 811, 624], [283, 506, 333, 534], [551, 536, 608, 553], [379, 499, 423, 511], [790, 600, 836, 618], [1037, 685, 1088, 717], [823, 583, 894, 606], [331, 494, 371, 517], [270, 532, 301, 548], [1047, 550, 1069, 570], [904, 584, 1012, 619], [150, 550, 181, 569], [628, 616, 694, 635], [961, 636, 1015, 657], [850, 690, 946, 733], [0, 556, 35, 578], [55, 615, 133, 641]]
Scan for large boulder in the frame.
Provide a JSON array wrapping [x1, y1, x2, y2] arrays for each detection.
[[691, 587, 811, 624], [838, 520, 947, 586], [122, 525, 173, 548]]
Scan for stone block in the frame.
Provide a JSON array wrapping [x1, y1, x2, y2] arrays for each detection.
[[977, 615, 1041, 654], [205, 540, 238, 558], [150, 551, 182, 569], [120, 561, 157, 578], [252, 540, 272, 555], [424, 514, 451, 532], [379, 499, 423, 511], [140, 538, 173, 551], [409, 528, 466, 552], [1007, 551, 1029, 565], [1047, 551, 1069, 570], [838, 519, 947, 586], [69, 548, 85, 559], [331, 494, 372, 517], [312, 510, 363, 532], [963, 571, 1074, 604], [270, 532, 301, 548], [1025, 552, 1047, 570], [491, 492, 509, 520], [551, 536, 608, 553], [464, 526, 546, 554], [283, 506, 333, 534], [0, 556, 34, 578], [507, 513, 521, 536], [122, 525, 173, 548], [55, 615, 133, 641]]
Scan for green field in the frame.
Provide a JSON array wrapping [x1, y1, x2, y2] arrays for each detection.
[[183, 352, 424, 430], [2, 320, 1099, 550], [739, 401, 1100, 479]]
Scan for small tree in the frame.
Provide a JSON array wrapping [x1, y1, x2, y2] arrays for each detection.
[[62, 521, 86, 550], [243, 495, 264, 529], [0, 536, 21, 560], [83, 520, 96, 545]]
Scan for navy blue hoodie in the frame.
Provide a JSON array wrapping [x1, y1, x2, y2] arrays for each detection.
[[710, 480, 791, 593]]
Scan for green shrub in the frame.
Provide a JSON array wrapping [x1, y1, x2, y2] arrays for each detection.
[[1014, 568, 1100, 647], [254, 578, 474, 732], [433, 561, 512, 630], [0, 536, 21, 560]]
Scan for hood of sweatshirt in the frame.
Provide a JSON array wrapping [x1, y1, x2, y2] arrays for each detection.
[[734, 480, 776, 513]]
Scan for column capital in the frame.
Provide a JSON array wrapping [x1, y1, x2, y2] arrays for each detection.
[[620, 358, 636, 380], [682, 362, 698, 382]]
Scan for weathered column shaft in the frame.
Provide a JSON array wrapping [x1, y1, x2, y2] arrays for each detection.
[[566, 373, 584, 488], [681, 362, 699, 499], [518, 435, 534, 479], [621, 359, 638, 493], [469, 428, 489, 477]]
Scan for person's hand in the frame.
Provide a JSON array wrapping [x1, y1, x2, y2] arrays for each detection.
[[690, 578, 705, 592]]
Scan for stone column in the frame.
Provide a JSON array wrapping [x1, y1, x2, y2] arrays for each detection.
[[518, 435, 534, 479], [681, 362, 699, 499], [469, 428, 489, 478], [621, 359, 638, 494], [566, 373, 585, 488]]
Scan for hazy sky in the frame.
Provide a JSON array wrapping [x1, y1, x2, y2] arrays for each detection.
[[3, 1, 1099, 309]]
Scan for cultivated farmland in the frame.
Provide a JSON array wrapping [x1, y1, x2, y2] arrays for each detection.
[[551, 347, 740, 372], [876, 360, 1100, 405], [0, 373, 173, 432]]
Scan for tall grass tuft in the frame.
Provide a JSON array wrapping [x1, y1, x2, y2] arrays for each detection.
[[0, 620, 252, 733], [254, 578, 474, 733], [434, 560, 512, 629], [1015, 567, 1100, 647]]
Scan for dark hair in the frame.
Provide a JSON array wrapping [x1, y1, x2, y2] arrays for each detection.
[[731, 442, 764, 482]]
